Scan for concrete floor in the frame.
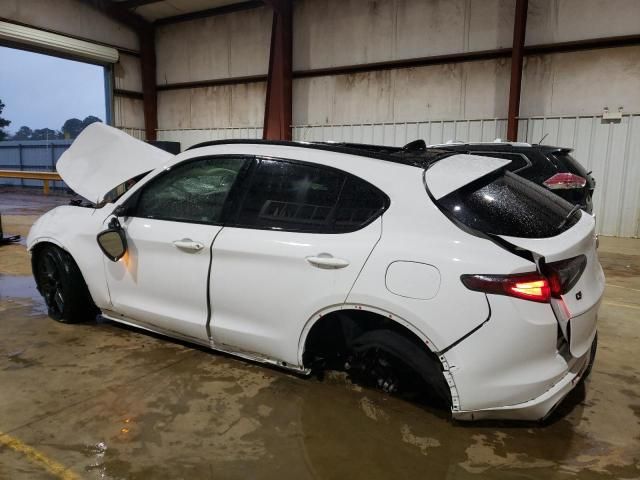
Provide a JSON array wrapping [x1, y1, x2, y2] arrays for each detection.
[[0, 186, 639, 480]]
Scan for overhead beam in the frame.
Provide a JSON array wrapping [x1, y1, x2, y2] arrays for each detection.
[[157, 75, 267, 91], [118, 0, 163, 9], [154, 1, 265, 26], [507, 0, 528, 141], [81, 0, 148, 31], [262, 0, 292, 140]]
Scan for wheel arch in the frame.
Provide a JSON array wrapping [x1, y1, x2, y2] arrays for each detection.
[[297, 304, 439, 367], [30, 238, 70, 278], [298, 304, 457, 409], [30, 238, 109, 310]]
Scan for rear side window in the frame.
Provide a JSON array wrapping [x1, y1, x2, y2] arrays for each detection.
[[437, 170, 580, 238], [234, 158, 387, 233], [470, 152, 530, 172]]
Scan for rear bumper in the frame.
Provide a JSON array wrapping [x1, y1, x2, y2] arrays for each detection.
[[452, 335, 594, 422]]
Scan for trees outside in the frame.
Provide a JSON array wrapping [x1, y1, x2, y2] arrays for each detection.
[[31, 128, 60, 140], [60, 118, 83, 139], [81, 115, 102, 130], [12, 126, 33, 140], [3, 115, 102, 141], [0, 99, 11, 141]]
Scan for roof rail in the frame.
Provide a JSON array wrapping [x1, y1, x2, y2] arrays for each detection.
[[187, 139, 453, 168]]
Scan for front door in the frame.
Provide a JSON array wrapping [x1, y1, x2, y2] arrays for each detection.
[[104, 155, 249, 340], [210, 157, 387, 366]]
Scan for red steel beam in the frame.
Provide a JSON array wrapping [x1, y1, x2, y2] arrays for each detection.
[[507, 0, 528, 141], [262, 0, 293, 140], [139, 26, 158, 141]]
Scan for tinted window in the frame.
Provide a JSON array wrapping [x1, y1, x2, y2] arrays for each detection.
[[133, 157, 247, 224], [437, 170, 580, 238], [470, 152, 529, 172], [234, 159, 387, 233], [334, 175, 387, 232]]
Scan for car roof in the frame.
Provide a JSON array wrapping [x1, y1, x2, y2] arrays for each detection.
[[187, 139, 455, 169]]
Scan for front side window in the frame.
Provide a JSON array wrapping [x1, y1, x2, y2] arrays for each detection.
[[233, 158, 388, 233], [132, 157, 247, 224]]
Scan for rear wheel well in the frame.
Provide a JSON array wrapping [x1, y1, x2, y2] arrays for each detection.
[[302, 309, 451, 407]]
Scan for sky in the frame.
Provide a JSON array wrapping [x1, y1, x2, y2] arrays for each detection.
[[0, 46, 106, 135]]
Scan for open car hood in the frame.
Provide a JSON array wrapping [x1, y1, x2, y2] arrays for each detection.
[[56, 123, 172, 204]]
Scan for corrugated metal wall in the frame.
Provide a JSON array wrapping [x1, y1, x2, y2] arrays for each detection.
[[157, 127, 263, 147], [116, 127, 146, 141]]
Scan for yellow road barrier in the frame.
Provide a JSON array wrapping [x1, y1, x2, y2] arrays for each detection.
[[0, 170, 62, 195]]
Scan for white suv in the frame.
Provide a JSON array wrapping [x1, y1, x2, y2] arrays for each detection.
[[28, 124, 604, 421]]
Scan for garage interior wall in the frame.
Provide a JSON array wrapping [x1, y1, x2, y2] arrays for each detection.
[[0, 0, 146, 138], [155, 5, 271, 134]]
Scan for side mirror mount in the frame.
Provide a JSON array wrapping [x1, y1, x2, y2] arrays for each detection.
[[97, 221, 127, 262], [112, 204, 129, 218]]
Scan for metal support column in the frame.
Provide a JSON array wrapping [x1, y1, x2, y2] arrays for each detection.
[[263, 0, 293, 140], [140, 26, 158, 141], [507, 0, 528, 141]]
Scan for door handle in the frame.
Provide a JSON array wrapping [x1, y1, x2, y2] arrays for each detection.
[[173, 239, 205, 251], [306, 254, 350, 269]]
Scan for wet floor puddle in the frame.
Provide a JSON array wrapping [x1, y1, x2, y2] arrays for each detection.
[[0, 274, 47, 315]]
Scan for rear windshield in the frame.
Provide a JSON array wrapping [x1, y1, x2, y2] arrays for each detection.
[[436, 170, 581, 238]]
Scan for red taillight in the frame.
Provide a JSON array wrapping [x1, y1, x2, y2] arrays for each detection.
[[543, 172, 587, 190], [461, 273, 551, 303], [543, 255, 587, 298]]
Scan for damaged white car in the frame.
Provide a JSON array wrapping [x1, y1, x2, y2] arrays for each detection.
[[27, 123, 604, 421]]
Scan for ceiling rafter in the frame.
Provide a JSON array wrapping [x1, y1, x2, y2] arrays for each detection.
[[154, 1, 265, 26]]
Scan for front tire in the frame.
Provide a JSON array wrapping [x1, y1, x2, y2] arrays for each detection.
[[34, 245, 97, 323]]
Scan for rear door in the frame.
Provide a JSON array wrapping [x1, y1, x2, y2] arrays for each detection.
[[209, 157, 387, 366]]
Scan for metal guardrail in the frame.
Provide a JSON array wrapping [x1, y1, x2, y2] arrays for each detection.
[[0, 170, 62, 194]]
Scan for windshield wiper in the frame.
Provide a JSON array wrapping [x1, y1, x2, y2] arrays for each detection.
[[558, 204, 582, 230]]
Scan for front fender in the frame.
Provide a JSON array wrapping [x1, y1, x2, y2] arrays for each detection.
[[28, 205, 112, 309]]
